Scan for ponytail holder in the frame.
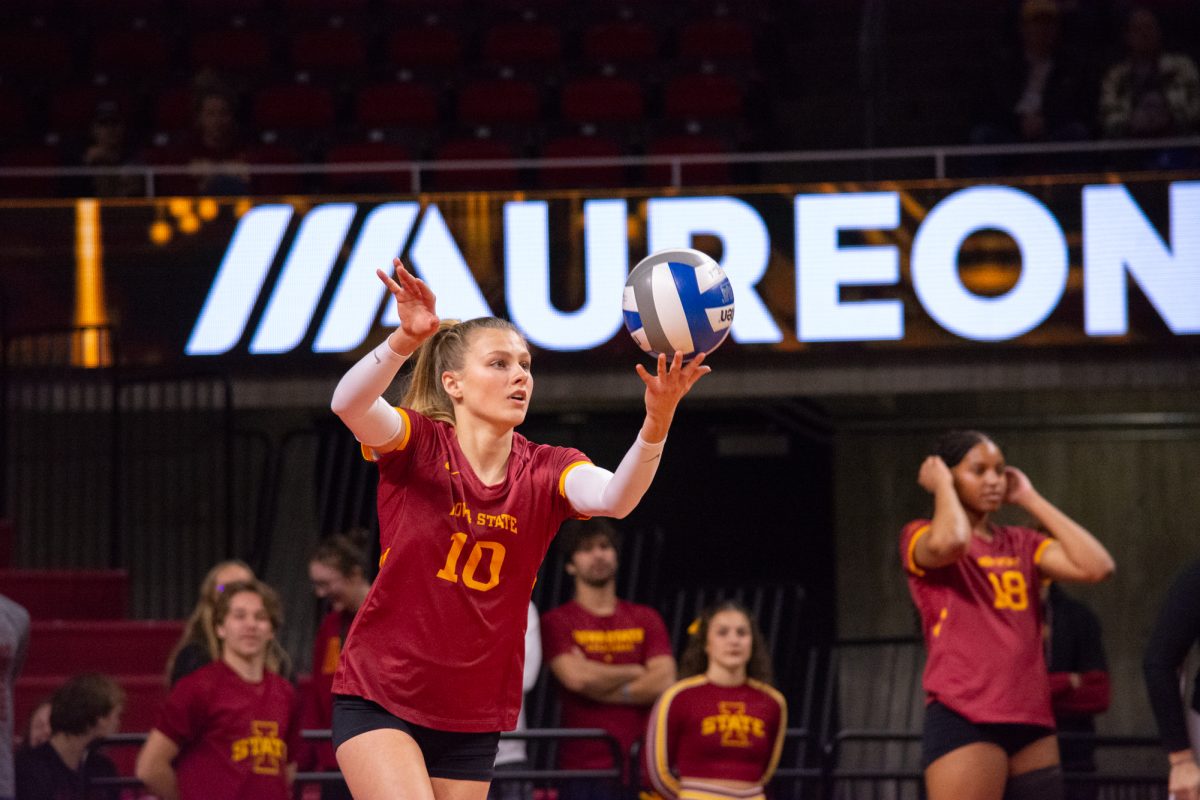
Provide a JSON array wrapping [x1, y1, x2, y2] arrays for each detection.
[[687, 618, 700, 636]]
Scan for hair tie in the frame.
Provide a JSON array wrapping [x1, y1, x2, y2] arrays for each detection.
[[687, 618, 700, 636]]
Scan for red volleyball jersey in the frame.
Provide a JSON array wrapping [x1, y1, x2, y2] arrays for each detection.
[[301, 608, 353, 770], [541, 599, 674, 769], [645, 676, 787, 799], [155, 660, 299, 800], [901, 519, 1054, 727], [333, 408, 590, 732]]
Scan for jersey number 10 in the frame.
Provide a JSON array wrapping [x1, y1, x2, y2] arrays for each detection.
[[437, 532, 506, 591]]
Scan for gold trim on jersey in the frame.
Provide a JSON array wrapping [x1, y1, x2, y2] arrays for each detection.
[[360, 407, 413, 462], [906, 524, 931, 576], [1033, 537, 1052, 565]]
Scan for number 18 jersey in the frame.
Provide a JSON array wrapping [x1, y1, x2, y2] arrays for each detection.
[[333, 408, 590, 732], [900, 519, 1053, 727]]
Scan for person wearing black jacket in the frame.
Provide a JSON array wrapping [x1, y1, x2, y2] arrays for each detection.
[[1143, 558, 1200, 800]]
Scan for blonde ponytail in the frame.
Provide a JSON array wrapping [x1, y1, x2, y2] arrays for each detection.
[[402, 317, 523, 426]]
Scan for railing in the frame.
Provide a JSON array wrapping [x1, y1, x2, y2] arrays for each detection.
[[1, 136, 1197, 197]]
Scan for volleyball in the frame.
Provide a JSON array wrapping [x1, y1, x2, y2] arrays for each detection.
[[622, 247, 735, 361]]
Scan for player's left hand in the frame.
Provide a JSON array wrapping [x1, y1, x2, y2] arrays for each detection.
[[1003, 466, 1036, 506], [636, 351, 711, 423]]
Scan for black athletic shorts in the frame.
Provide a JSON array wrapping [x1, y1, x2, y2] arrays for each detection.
[[922, 701, 1055, 768], [332, 694, 501, 782]]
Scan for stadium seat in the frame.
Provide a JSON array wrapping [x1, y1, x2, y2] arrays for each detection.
[[432, 138, 518, 191], [560, 76, 645, 123], [246, 141, 306, 194], [0, 30, 72, 80], [644, 133, 732, 186], [537, 135, 625, 188], [153, 86, 195, 133], [662, 73, 744, 120], [678, 18, 756, 60], [581, 21, 658, 65], [324, 141, 414, 192], [0, 89, 29, 136], [354, 82, 440, 129], [48, 86, 133, 133], [190, 29, 273, 73], [289, 27, 368, 75], [24, 620, 183, 675], [482, 21, 563, 66], [385, 24, 464, 68], [252, 85, 336, 131], [0, 569, 128, 619], [457, 78, 540, 125]]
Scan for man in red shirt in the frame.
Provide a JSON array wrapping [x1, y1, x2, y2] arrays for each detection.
[[541, 520, 676, 800]]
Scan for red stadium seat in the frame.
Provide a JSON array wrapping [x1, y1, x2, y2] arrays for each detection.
[[0, 569, 128, 619], [246, 141, 306, 194], [386, 24, 464, 68], [0, 145, 59, 198], [0, 30, 72, 80], [581, 21, 658, 64], [91, 30, 171, 74], [538, 135, 624, 188], [644, 134, 732, 187], [678, 18, 756, 60], [482, 21, 563, 65], [289, 27, 368, 73], [153, 86, 195, 132], [190, 29, 272, 73], [23, 620, 183, 676], [48, 87, 133, 133], [282, 0, 369, 13], [432, 138, 518, 191], [0, 89, 29, 135], [354, 82, 440, 128], [560, 77, 645, 123], [457, 79, 540, 124], [662, 73, 744, 120], [325, 141, 414, 192], [252, 85, 336, 131]]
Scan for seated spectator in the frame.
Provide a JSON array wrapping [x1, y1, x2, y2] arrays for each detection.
[[80, 101, 142, 198], [136, 579, 300, 800], [973, 0, 1093, 145], [158, 76, 252, 196], [165, 559, 290, 685], [1100, 6, 1200, 140], [14, 674, 124, 800], [20, 699, 52, 751]]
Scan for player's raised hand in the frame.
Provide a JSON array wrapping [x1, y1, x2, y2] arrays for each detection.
[[918, 455, 954, 495], [1003, 466, 1036, 507], [377, 258, 439, 351], [636, 351, 711, 436]]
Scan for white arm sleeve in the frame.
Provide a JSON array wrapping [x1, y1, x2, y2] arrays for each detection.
[[563, 434, 666, 519], [330, 339, 409, 447]]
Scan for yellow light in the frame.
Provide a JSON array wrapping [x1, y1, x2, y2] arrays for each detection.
[[168, 198, 191, 217], [234, 199, 253, 217], [73, 199, 111, 368], [197, 197, 219, 220], [178, 214, 200, 234], [149, 219, 173, 245]]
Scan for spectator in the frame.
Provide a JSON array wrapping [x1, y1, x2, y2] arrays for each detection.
[[901, 429, 1114, 800], [1143, 558, 1200, 800], [14, 674, 123, 800], [541, 519, 676, 800], [80, 101, 142, 198], [20, 700, 52, 751], [645, 602, 787, 800], [170, 79, 251, 196], [0, 594, 28, 800], [166, 559, 257, 685], [302, 533, 373, 800], [1043, 582, 1111, 800], [489, 602, 541, 800], [1100, 7, 1200, 139], [136, 579, 300, 800]]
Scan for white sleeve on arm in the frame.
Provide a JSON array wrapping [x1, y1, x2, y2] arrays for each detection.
[[329, 339, 409, 447], [563, 434, 666, 519]]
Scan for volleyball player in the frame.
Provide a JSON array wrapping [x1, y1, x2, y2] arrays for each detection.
[[902, 430, 1115, 800], [327, 260, 710, 800], [645, 601, 786, 800]]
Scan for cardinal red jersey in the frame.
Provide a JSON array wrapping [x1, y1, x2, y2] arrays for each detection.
[[541, 599, 674, 769], [301, 608, 353, 770], [155, 660, 299, 800], [901, 519, 1054, 727], [334, 407, 590, 732], [645, 676, 787, 800]]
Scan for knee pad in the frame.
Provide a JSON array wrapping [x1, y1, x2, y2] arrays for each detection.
[[1004, 766, 1063, 800]]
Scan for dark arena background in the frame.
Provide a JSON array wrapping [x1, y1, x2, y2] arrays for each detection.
[[1, 0, 1198, 797]]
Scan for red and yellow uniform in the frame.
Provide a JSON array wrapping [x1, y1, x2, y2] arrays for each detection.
[[334, 407, 590, 732], [644, 676, 786, 800], [300, 608, 353, 770], [155, 660, 299, 800], [541, 599, 673, 771], [901, 518, 1054, 727]]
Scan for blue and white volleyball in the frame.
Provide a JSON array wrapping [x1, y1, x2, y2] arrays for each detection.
[[622, 247, 734, 360]]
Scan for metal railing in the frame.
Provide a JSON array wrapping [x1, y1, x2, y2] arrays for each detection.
[[1, 136, 1196, 197]]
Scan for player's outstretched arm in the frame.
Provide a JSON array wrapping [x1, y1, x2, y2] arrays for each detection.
[[1011, 467, 1114, 583], [565, 352, 710, 518], [330, 259, 439, 448], [913, 455, 972, 569]]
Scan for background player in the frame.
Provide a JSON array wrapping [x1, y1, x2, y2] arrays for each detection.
[[644, 601, 786, 800], [327, 260, 710, 800], [901, 429, 1114, 800]]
